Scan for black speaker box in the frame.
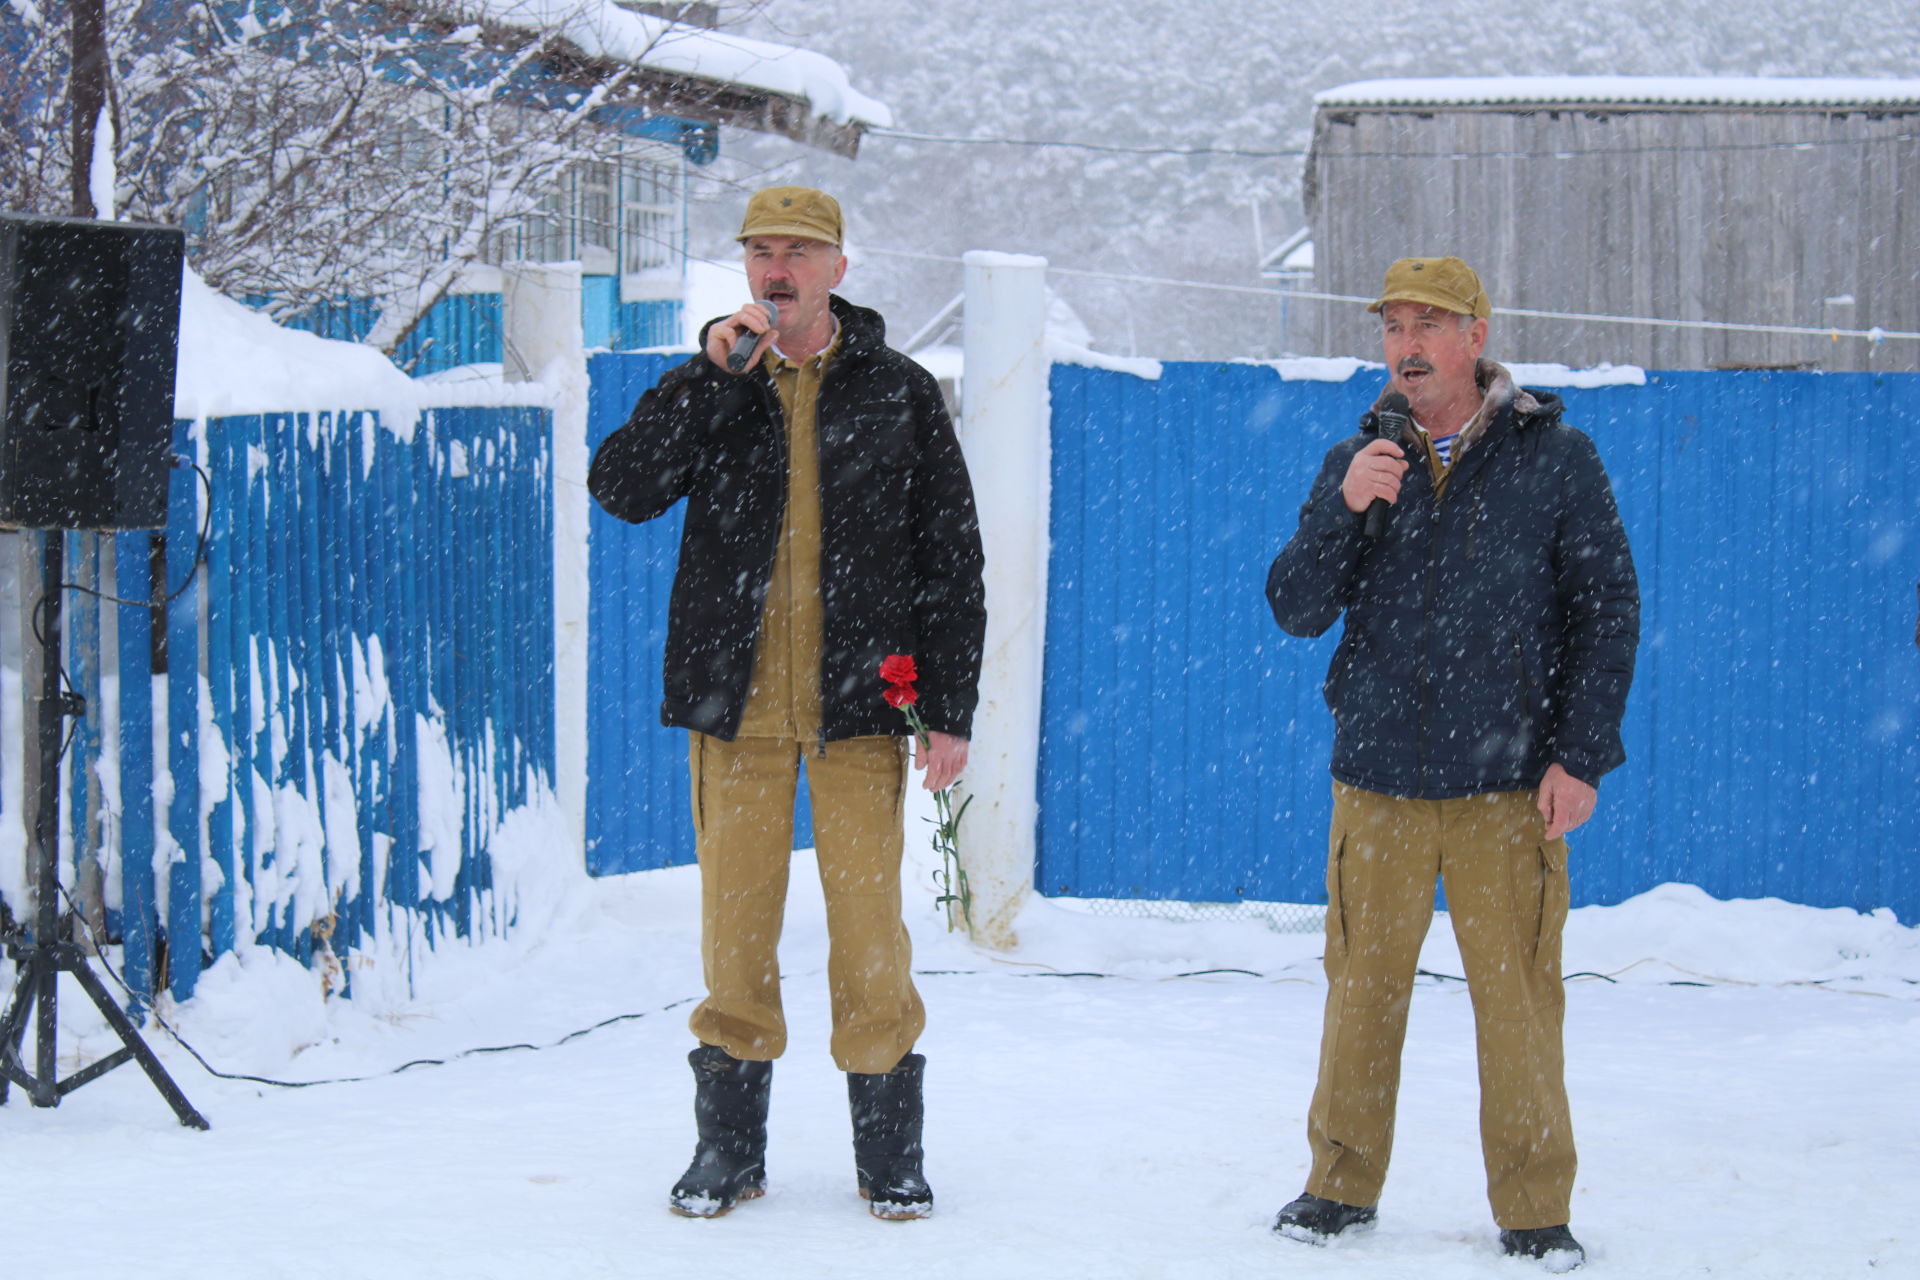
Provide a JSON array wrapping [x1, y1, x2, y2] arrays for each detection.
[[0, 212, 183, 531]]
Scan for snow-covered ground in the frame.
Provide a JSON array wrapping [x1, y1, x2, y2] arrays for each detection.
[[2, 817, 1914, 1280]]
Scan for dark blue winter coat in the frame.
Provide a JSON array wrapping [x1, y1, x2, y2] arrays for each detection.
[[1266, 375, 1639, 799]]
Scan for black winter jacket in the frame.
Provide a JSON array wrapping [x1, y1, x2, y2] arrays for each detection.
[[1266, 376, 1639, 798], [588, 296, 986, 742]]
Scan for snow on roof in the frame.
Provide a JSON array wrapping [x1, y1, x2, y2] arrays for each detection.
[[440, 0, 892, 128], [1316, 77, 1920, 110]]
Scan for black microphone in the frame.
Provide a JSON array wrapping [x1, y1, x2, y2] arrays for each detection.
[[725, 300, 779, 373], [1363, 391, 1412, 539]]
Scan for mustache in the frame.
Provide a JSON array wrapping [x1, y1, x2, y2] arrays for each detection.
[[1396, 357, 1435, 376]]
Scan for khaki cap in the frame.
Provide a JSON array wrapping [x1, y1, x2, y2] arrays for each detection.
[[1368, 256, 1491, 319], [736, 185, 844, 247]]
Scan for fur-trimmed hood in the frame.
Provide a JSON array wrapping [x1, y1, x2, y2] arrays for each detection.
[[1369, 359, 1548, 465]]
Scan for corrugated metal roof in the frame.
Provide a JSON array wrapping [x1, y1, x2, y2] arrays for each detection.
[[1316, 76, 1920, 109]]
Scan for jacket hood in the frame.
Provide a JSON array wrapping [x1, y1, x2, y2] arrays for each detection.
[[1364, 360, 1564, 461]]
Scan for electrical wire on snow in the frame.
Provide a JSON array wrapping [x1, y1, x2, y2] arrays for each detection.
[[40, 879, 703, 1091], [10, 926, 1907, 1099]]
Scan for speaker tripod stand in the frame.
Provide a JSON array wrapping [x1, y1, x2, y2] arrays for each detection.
[[0, 533, 208, 1128]]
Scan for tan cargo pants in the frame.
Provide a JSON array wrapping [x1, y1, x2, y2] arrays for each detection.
[[685, 732, 925, 1075], [1305, 781, 1576, 1229]]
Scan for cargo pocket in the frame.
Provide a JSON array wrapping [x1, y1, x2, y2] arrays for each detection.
[[1326, 826, 1351, 957], [1533, 840, 1570, 970], [689, 733, 707, 842], [892, 735, 910, 823]]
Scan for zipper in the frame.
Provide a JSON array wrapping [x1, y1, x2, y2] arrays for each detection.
[[813, 349, 842, 746], [1513, 634, 1534, 722], [1466, 483, 1485, 561], [1415, 486, 1443, 790], [728, 374, 788, 739]]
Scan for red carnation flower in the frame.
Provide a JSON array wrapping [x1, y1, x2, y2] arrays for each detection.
[[874, 652, 970, 934]]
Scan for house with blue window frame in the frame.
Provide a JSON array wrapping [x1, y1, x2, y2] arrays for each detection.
[[280, 0, 892, 372], [0, 0, 889, 375]]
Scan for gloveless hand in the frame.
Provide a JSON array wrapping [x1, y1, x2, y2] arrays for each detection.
[[916, 730, 969, 792]]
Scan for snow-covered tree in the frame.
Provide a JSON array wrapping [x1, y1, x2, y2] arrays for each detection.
[[0, 0, 734, 358]]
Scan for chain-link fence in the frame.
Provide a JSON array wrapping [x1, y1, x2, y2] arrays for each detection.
[[1055, 899, 1327, 935]]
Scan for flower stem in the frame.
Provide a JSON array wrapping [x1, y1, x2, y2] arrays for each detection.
[[901, 703, 972, 935]]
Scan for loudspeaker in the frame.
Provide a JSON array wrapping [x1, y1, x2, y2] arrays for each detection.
[[0, 212, 183, 531]]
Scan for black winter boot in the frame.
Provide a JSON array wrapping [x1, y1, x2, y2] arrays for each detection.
[[1500, 1225, 1585, 1273], [668, 1044, 771, 1218], [1272, 1191, 1378, 1244], [847, 1052, 934, 1220]]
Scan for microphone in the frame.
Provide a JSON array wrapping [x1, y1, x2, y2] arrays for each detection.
[[1363, 391, 1412, 539], [726, 300, 779, 373]]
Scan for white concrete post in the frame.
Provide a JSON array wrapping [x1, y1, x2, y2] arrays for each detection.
[[955, 250, 1049, 950], [503, 263, 590, 859]]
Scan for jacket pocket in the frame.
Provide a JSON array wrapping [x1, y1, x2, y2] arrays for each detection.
[[1323, 635, 1354, 714], [825, 402, 920, 477]]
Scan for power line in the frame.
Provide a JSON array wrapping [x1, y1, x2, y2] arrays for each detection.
[[860, 248, 1920, 344], [867, 124, 1917, 161], [868, 126, 1305, 158]]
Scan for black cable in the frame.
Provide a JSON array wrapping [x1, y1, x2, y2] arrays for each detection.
[[7, 927, 1899, 1095], [24, 458, 215, 768], [53, 457, 214, 609], [42, 877, 704, 1090]]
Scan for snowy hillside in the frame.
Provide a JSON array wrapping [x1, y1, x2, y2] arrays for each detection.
[[691, 0, 1920, 360]]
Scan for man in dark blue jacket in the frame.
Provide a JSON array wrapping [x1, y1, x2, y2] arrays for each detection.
[[1266, 257, 1638, 1273]]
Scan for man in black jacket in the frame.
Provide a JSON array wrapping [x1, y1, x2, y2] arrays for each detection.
[[588, 187, 985, 1222], [1265, 257, 1638, 1273]]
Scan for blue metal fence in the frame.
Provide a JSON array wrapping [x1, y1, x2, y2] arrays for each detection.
[[583, 351, 814, 877], [1040, 365, 1920, 922], [37, 404, 555, 1006], [277, 290, 684, 376]]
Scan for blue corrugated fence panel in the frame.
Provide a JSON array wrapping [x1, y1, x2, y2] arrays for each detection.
[[112, 530, 157, 1012], [582, 352, 819, 876], [276, 294, 503, 376], [206, 419, 239, 959], [1041, 365, 1920, 921], [166, 421, 204, 1001], [585, 352, 692, 875], [65, 533, 103, 933], [614, 299, 683, 351], [1039, 364, 1355, 903], [88, 405, 554, 1001]]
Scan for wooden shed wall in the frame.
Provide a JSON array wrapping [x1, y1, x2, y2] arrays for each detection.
[[1303, 106, 1918, 372]]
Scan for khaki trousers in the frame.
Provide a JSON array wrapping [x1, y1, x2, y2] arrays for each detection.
[[1305, 781, 1576, 1229], [686, 732, 925, 1075]]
